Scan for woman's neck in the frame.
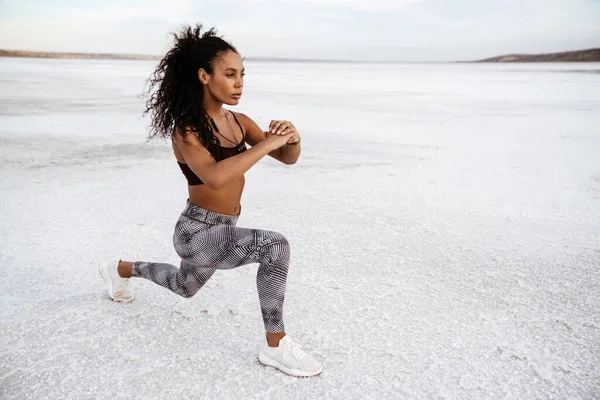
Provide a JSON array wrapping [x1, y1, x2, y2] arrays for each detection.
[[203, 96, 224, 121]]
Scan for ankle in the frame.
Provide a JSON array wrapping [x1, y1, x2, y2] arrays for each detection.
[[118, 261, 134, 278], [266, 331, 286, 347]]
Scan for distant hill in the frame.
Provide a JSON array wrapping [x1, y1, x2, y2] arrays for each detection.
[[0, 50, 346, 63], [0, 50, 160, 60], [477, 48, 600, 62], [3, 48, 600, 63]]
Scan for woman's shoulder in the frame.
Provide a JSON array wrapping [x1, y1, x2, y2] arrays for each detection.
[[230, 110, 251, 126], [230, 111, 262, 130], [228, 111, 265, 145], [173, 124, 205, 148], [229, 111, 258, 133]]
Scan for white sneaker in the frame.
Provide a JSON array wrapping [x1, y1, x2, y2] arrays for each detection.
[[258, 335, 322, 377], [98, 260, 134, 302]]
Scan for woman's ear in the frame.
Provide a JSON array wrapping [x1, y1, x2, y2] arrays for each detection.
[[198, 68, 209, 85]]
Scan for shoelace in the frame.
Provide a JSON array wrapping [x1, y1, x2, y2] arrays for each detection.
[[285, 340, 307, 361]]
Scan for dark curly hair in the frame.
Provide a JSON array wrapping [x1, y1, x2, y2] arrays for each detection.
[[144, 24, 239, 159]]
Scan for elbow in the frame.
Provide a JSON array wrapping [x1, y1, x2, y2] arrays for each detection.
[[279, 154, 299, 165], [204, 176, 224, 190], [203, 171, 232, 190], [283, 156, 298, 165], [198, 165, 225, 190]]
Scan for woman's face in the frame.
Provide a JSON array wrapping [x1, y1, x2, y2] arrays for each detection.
[[200, 50, 245, 106]]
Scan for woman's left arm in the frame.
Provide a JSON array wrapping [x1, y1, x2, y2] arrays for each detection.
[[236, 112, 301, 165]]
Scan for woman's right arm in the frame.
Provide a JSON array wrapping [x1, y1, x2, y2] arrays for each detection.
[[174, 128, 293, 190]]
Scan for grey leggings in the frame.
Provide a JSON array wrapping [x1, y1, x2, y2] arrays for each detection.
[[132, 200, 290, 333]]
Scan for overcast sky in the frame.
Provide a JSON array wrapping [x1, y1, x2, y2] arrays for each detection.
[[1, 0, 599, 61]]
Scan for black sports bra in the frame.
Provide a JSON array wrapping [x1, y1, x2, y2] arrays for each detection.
[[177, 113, 247, 186]]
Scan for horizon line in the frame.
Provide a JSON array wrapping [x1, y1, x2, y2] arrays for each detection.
[[1, 47, 599, 64], [0, 48, 457, 63]]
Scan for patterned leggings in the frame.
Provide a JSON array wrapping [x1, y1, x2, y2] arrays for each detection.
[[132, 200, 290, 333]]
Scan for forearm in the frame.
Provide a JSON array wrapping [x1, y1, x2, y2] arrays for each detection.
[[278, 142, 301, 165], [209, 141, 272, 188]]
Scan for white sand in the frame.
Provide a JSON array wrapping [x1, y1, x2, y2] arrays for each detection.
[[1, 58, 599, 399]]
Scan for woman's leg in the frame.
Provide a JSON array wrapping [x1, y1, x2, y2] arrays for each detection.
[[185, 225, 291, 334], [125, 223, 290, 334], [111, 202, 321, 376], [130, 260, 216, 298]]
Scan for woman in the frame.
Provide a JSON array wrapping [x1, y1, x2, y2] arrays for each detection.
[[98, 24, 322, 377]]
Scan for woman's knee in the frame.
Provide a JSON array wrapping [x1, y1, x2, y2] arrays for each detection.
[[262, 230, 287, 247], [179, 281, 205, 298], [177, 263, 214, 298], [263, 231, 291, 260], [179, 289, 196, 299], [271, 231, 289, 246]]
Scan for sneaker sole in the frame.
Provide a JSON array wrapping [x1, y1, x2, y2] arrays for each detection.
[[258, 352, 322, 377], [98, 262, 134, 303]]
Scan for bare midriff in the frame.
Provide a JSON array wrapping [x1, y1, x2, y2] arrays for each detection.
[[172, 142, 244, 216], [187, 177, 244, 216]]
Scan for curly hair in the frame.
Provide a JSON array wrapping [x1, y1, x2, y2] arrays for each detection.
[[143, 24, 239, 159]]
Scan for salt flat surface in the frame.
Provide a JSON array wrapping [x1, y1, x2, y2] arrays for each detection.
[[1, 58, 599, 399]]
